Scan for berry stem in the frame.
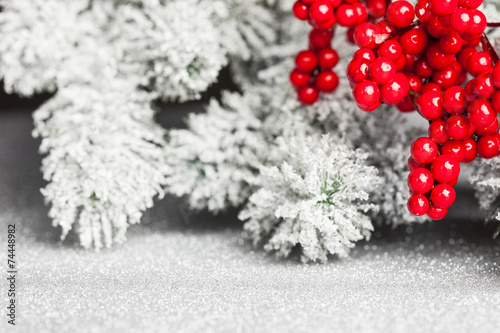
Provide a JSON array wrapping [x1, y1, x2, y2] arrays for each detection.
[[376, 20, 422, 46], [408, 89, 421, 110], [487, 22, 500, 27], [480, 33, 500, 65]]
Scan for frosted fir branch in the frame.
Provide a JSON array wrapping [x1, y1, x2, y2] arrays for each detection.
[[165, 91, 268, 212], [33, 84, 168, 249], [0, 0, 278, 102], [470, 158, 500, 212], [240, 134, 380, 262]]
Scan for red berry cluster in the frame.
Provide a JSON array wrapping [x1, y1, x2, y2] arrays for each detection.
[[345, 0, 500, 220], [291, 0, 389, 104]]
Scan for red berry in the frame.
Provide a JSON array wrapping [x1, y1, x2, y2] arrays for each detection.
[[468, 9, 487, 36], [427, 206, 448, 220], [396, 96, 416, 112], [353, 80, 380, 108], [329, 0, 342, 7], [492, 63, 500, 88], [376, 19, 396, 35], [468, 99, 497, 128], [426, 44, 455, 70], [336, 4, 358, 27], [408, 194, 430, 216], [380, 72, 410, 105], [477, 135, 500, 158], [421, 83, 441, 94], [461, 0, 483, 9], [475, 118, 499, 136], [414, 59, 434, 78], [429, 0, 458, 16], [426, 17, 449, 39], [309, 29, 333, 49], [315, 71, 339, 92], [313, 12, 337, 30], [379, 40, 403, 62], [353, 48, 376, 62], [462, 138, 477, 163], [428, 119, 450, 144], [439, 31, 462, 54], [365, 0, 386, 18], [386, 1, 415, 28], [450, 8, 472, 32], [442, 86, 467, 114], [442, 140, 466, 162], [290, 69, 311, 88], [464, 79, 477, 103], [353, 23, 379, 49], [400, 28, 429, 55], [368, 57, 396, 85], [430, 184, 456, 208], [347, 59, 370, 84], [407, 74, 423, 94], [408, 168, 434, 194], [298, 86, 319, 105], [458, 47, 477, 69], [394, 54, 407, 72], [293, 1, 310, 20], [416, 0, 435, 22], [318, 48, 339, 69], [492, 91, 500, 113], [310, 1, 334, 23], [358, 101, 381, 112], [473, 72, 497, 99], [403, 54, 416, 73], [352, 2, 368, 25], [445, 114, 471, 140], [408, 156, 427, 172], [415, 91, 444, 121], [411, 137, 439, 164], [467, 51, 492, 77], [295, 50, 318, 73], [432, 67, 459, 90], [431, 154, 460, 183]]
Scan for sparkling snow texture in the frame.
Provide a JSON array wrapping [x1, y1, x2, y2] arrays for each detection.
[[1, 109, 499, 333]]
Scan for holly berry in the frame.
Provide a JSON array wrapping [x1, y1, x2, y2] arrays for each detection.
[[468, 99, 497, 128], [297, 86, 319, 105], [408, 168, 434, 194], [353, 80, 380, 108], [430, 184, 456, 208], [315, 71, 339, 92], [290, 69, 311, 88], [427, 206, 448, 220], [408, 194, 430, 216], [386, 1, 415, 28], [295, 50, 318, 72], [411, 137, 439, 164], [431, 154, 460, 183], [477, 135, 500, 158], [310, 1, 334, 23]]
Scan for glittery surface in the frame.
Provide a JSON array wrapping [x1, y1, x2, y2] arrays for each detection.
[[1, 108, 499, 333]]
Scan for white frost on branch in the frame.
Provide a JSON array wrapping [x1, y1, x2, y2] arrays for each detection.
[[470, 158, 500, 214], [33, 83, 168, 249], [165, 91, 267, 212], [240, 134, 380, 262], [0, 0, 278, 248]]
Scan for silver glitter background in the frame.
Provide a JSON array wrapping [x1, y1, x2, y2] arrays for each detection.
[[1, 108, 499, 333]]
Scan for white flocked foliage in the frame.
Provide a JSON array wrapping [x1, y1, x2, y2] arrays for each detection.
[[33, 84, 168, 249], [240, 135, 379, 262], [0, 0, 278, 248]]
